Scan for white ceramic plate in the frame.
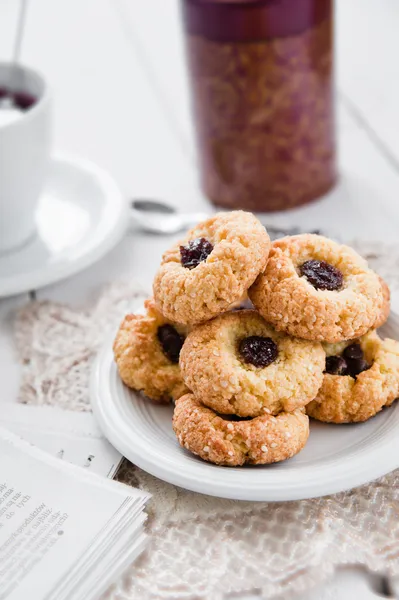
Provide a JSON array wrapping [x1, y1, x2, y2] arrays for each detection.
[[91, 315, 399, 501], [0, 154, 126, 297]]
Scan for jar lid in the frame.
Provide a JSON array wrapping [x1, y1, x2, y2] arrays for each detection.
[[183, 0, 332, 42], [186, 0, 272, 3]]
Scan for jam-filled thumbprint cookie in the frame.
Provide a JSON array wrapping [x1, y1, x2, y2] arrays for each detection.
[[249, 234, 384, 343], [153, 211, 270, 325], [113, 298, 189, 402], [306, 330, 399, 423], [173, 394, 309, 466], [179, 310, 325, 417]]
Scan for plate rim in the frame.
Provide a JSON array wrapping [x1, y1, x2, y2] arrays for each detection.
[[0, 153, 127, 298], [91, 338, 399, 502]]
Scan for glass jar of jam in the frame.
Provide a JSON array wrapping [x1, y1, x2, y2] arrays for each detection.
[[182, 0, 336, 211]]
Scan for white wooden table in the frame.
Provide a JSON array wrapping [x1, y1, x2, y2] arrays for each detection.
[[0, 1, 398, 598]]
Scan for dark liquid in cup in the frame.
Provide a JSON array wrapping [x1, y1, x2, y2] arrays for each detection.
[[0, 86, 37, 111]]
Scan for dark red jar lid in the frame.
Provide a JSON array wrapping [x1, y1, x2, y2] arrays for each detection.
[[182, 0, 332, 42]]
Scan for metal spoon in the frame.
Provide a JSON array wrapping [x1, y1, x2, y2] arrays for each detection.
[[130, 199, 209, 235], [130, 198, 322, 238], [0, 0, 29, 109]]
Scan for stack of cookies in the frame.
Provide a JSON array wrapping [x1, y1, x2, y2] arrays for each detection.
[[114, 211, 399, 466]]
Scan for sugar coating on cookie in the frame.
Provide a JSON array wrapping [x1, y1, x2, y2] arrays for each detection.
[[113, 298, 189, 402], [307, 330, 399, 423], [374, 276, 390, 329], [153, 211, 270, 325], [179, 310, 325, 417], [249, 234, 384, 343], [173, 393, 309, 466]]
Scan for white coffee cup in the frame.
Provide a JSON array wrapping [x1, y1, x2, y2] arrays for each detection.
[[0, 63, 51, 253]]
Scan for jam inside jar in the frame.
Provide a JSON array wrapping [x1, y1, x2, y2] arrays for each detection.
[[182, 0, 337, 212]]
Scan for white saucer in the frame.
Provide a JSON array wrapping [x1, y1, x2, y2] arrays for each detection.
[[0, 154, 126, 297], [91, 312, 399, 502]]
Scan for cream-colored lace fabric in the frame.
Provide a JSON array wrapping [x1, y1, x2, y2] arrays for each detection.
[[14, 243, 399, 600]]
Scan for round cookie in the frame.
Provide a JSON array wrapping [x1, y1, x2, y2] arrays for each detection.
[[153, 211, 270, 325], [249, 234, 384, 343], [306, 330, 399, 423], [374, 276, 390, 329], [113, 298, 189, 402], [179, 310, 325, 417], [173, 393, 309, 466]]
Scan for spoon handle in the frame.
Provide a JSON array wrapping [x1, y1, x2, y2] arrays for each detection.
[[7, 0, 29, 93], [128, 198, 325, 238], [13, 0, 29, 65], [129, 208, 209, 235]]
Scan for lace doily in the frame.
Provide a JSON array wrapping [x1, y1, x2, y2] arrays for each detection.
[[14, 242, 399, 600]]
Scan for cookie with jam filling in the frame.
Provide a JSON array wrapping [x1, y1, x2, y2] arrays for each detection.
[[113, 298, 188, 402], [153, 211, 270, 325], [307, 331, 399, 423], [179, 310, 325, 418], [249, 234, 384, 343]]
